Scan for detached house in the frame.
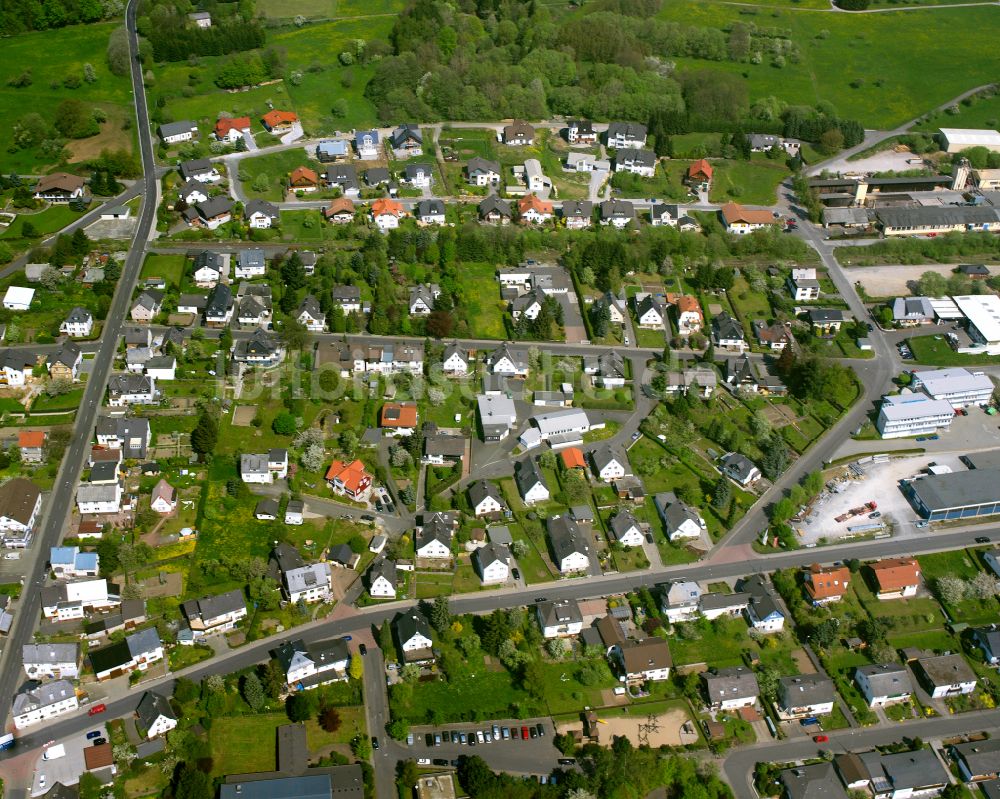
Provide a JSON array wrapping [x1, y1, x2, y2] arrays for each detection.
[[704, 666, 759, 711], [240, 449, 288, 484], [469, 480, 505, 518], [323, 164, 360, 197], [389, 123, 422, 156], [234, 248, 267, 280], [33, 172, 86, 203], [149, 479, 176, 514], [788, 268, 820, 301], [514, 459, 550, 505], [547, 515, 591, 574], [284, 561, 332, 604], [914, 653, 977, 699], [12, 680, 78, 730], [667, 295, 703, 335], [809, 308, 845, 338], [245, 200, 278, 230], [183, 196, 233, 230], [47, 342, 82, 382], [613, 638, 672, 684], [60, 306, 94, 338], [193, 251, 227, 287], [467, 157, 501, 187], [610, 510, 643, 547], [297, 296, 326, 332], [720, 452, 761, 486], [636, 294, 665, 329], [720, 202, 777, 235], [441, 342, 470, 375], [22, 643, 80, 679], [660, 580, 702, 623], [614, 148, 656, 177], [855, 663, 913, 708], [600, 199, 636, 229], [394, 610, 434, 663], [606, 122, 647, 149], [276, 637, 350, 690], [354, 129, 380, 160], [739, 574, 786, 633], [803, 564, 850, 605], [371, 197, 405, 232], [474, 543, 510, 585], [0, 351, 35, 386], [180, 589, 247, 638], [158, 121, 198, 144], [179, 158, 219, 183], [871, 558, 921, 599], [214, 116, 250, 143], [777, 675, 836, 720], [654, 491, 705, 542], [562, 200, 594, 230], [107, 373, 157, 407], [325, 459, 373, 501], [368, 558, 397, 598], [18, 431, 46, 464], [415, 512, 456, 560], [409, 284, 440, 315], [567, 120, 597, 144], [686, 159, 713, 193], [479, 194, 512, 225], [324, 197, 355, 224], [536, 599, 583, 638], [130, 290, 163, 323], [204, 283, 234, 327], [518, 194, 553, 225], [753, 320, 794, 351], [136, 692, 177, 739], [261, 110, 298, 134], [402, 163, 434, 189], [289, 166, 319, 193], [711, 312, 746, 351], [590, 445, 630, 482], [415, 199, 446, 226], [501, 120, 535, 146]]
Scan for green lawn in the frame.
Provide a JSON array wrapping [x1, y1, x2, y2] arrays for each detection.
[[907, 335, 1000, 366], [32, 388, 85, 412], [0, 23, 135, 173], [140, 254, 187, 288], [917, 550, 982, 583], [655, 3, 1000, 129], [1, 205, 88, 240], [708, 158, 789, 206], [238, 148, 321, 202], [257, 0, 405, 18], [915, 89, 1000, 133], [454, 261, 506, 340], [669, 616, 752, 668]]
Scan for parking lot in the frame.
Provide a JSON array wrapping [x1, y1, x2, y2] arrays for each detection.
[[31, 725, 106, 797]]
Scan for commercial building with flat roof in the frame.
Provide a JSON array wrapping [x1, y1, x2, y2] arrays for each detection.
[[955, 295, 1000, 354], [875, 393, 955, 439], [907, 467, 1000, 520], [911, 367, 994, 408]]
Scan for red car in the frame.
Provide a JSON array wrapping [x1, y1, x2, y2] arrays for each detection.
[[88, 704, 107, 716], [814, 734, 829, 743], [521, 726, 530, 740]]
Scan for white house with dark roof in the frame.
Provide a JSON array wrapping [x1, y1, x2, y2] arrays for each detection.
[[474, 543, 510, 585], [60, 306, 93, 338], [720, 452, 762, 486], [469, 480, 505, 517], [368, 558, 397, 598], [409, 284, 440, 315], [22, 643, 80, 679], [514, 459, 550, 505], [609, 510, 643, 547], [590, 445, 630, 482], [284, 562, 332, 604], [777, 674, 835, 719], [394, 610, 434, 663], [296, 296, 326, 332], [180, 589, 247, 638], [441, 342, 469, 376], [276, 637, 351, 690], [536, 599, 583, 638], [12, 680, 78, 729], [547, 515, 591, 574], [703, 666, 759, 711], [854, 663, 913, 708], [654, 492, 705, 542], [240, 449, 288, 484], [415, 513, 455, 559], [245, 200, 279, 229], [234, 248, 267, 279], [660, 580, 702, 623], [136, 691, 177, 739]]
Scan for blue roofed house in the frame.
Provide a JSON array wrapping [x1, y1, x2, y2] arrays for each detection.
[[50, 546, 99, 579]]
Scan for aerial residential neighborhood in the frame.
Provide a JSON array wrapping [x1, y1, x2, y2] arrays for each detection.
[[3, 0, 1000, 798]]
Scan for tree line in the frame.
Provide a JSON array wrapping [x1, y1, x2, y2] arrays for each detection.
[[0, 0, 122, 34], [137, 4, 264, 62]]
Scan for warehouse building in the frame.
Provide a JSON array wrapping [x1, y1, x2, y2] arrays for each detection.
[[954, 295, 1000, 355], [939, 128, 1000, 154], [875, 393, 955, 439], [907, 467, 1000, 520], [911, 367, 994, 408]]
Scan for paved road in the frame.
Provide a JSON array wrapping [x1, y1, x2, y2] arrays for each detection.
[[723, 708, 1000, 799], [0, 0, 158, 755], [6, 518, 998, 763], [362, 647, 396, 799]]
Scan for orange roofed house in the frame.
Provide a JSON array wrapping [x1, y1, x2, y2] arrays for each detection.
[[324, 197, 356, 224], [380, 402, 418, 436], [214, 116, 250, 143], [518, 194, 554, 225], [686, 159, 713, 192], [803, 563, 850, 606], [871, 558, 921, 599], [560, 447, 586, 470], [18, 431, 46, 464], [289, 166, 319, 193], [261, 110, 298, 134], [666, 294, 703, 335], [371, 198, 405, 232], [326, 459, 373, 501], [720, 202, 778, 236]]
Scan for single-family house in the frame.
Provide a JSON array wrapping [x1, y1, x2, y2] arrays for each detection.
[[371, 197, 405, 232], [740, 574, 786, 633], [380, 402, 418, 435], [606, 122, 647, 149], [323, 164, 360, 196], [720, 452, 762, 486], [245, 200, 279, 229], [613, 148, 656, 177], [46, 342, 82, 382], [547, 515, 591, 574], [60, 306, 94, 338], [394, 610, 434, 663], [18, 431, 46, 464], [613, 638, 672, 683], [854, 663, 913, 708], [325, 459, 373, 501], [635, 294, 665, 329], [469, 480, 505, 517], [402, 163, 433, 188], [12, 680, 78, 729], [107, 373, 157, 407], [149, 479, 176, 514], [289, 166, 319, 193], [214, 116, 250, 143], [33, 172, 86, 202], [518, 193, 553, 225], [703, 666, 759, 711], [686, 159, 713, 192], [536, 598, 583, 638], [667, 295, 703, 335], [871, 558, 921, 599], [590, 445, 630, 482], [261, 110, 298, 134], [276, 637, 351, 690], [158, 121, 198, 144], [296, 296, 326, 332], [777, 674, 836, 720], [474, 543, 510, 585], [22, 643, 80, 679], [808, 308, 845, 337], [354, 129, 380, 160], [181, 589, 247, 637], [951, 739, 1000, 782], [567, 120, 597, 145], [240, 449, 288, 484], [712, 311, 746, 350], [89, 627, 164, 681], [788, 268, 820, 301], [204, 283, 234, 327], [192, 251, 227, 287], [130, 290, 162, 323], [479, 193, 512, 224], [184, 196, 233, 230], [415, 199, 445, 226], [389, 124, 422, 156], [600, 199, 635, 229], [467, 157, 501, 187], [514, 459, 550, 505], [415, 512, 455, 560], [179, 158, 218, 183], [720, 202, 778, 235], [914, 653, 977, 698], [502, 121, 534, 146], [972, 626, 1000, 665], [609, 510, 643, 547], [324, 197, 355, 224], [654, 491, 705, 542], [368, 558, 397, 598], [660, 580, 702, 623], [136, 692, 177, 739], [753, 320, 794, 351], [803, 563, 851, 605]]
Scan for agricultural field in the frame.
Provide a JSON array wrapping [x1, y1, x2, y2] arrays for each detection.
[[0, 23, 136, 174], [656, 3, 1000, 129], [257, 0, 405, 19]]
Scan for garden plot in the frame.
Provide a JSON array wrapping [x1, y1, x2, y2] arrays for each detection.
[[800, 454, 965, 545]]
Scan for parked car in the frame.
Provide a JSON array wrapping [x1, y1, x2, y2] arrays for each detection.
[[536, 723, 545, 737], [558, 758, 576, 766], [417, 758, 431, 765], [511, 568, 521, 580], [88, 704, 106, 716], [359, 644, 367, 656], [529, 727, 538, 739], [869, 511, 881, 519], [451, 731, 460, 744], [371, 737, 379, 750], [425, 733, 434, 746], [406, 732, 414, 746], [434, 733, 442, 746], [460, 732, 467, 743], [814, 735, 829, 743], [93, 738, 107, 746], [433, 758, 449, 766], [511, 727, 520, 739], [476, 730, 485, 744], [976, 536, 991, 544], [521, 726, 530, 740]]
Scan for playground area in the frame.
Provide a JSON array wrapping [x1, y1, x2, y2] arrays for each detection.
[[556, 705, 699, 748]]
